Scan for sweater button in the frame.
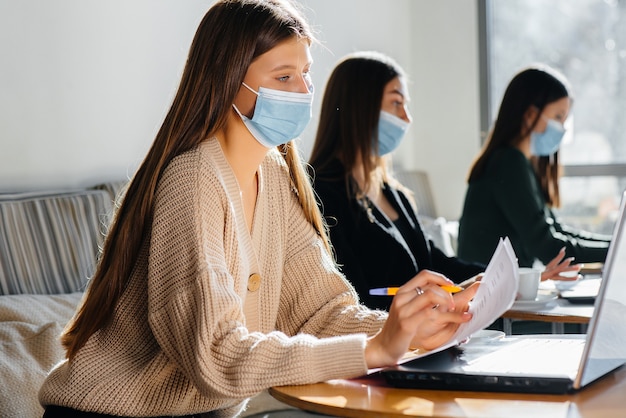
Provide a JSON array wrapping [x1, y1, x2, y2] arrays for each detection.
[[248, 273, 261, 292]]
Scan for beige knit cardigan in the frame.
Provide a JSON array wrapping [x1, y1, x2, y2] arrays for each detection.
[[39, 139, 387, 417]]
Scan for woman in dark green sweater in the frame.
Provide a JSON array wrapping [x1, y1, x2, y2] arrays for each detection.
[[458, 65, 611, 269]]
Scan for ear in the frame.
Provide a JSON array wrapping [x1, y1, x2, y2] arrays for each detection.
[[523, 105, 539, 129]]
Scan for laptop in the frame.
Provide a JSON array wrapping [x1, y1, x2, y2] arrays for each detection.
[[382, 190, 626, 394], [559, 277, 602, 304]]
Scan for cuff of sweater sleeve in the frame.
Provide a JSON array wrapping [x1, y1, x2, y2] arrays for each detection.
[[306, 334, 369, 383]]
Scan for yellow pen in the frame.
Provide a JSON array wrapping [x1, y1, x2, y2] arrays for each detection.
[[369, 285, 462, 296]]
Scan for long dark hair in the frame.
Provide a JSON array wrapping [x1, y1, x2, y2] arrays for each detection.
[[62, 0, 320, 360], [468, 64, 572, 207], [309, 51, 405, 197]]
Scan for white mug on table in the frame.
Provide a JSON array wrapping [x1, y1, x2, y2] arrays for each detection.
[[517, 267, 541, 300]]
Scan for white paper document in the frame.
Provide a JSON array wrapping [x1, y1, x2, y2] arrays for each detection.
[[389, 237, 520, 369]]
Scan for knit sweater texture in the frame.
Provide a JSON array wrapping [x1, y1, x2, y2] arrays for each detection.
[[39, 139, 387, 417]]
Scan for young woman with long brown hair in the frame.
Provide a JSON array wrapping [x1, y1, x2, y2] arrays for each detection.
[[309, 51, 486, 312], [39, 2, 479, 417], [458, 65, 610, 269]]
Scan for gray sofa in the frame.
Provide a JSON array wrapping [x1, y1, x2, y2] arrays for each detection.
[[0, 180, 292, 417], [0, 181, 126, 417]]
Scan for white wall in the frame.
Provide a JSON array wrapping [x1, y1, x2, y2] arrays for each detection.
[[296, 0, 413, 159], [0, 0, 481, 219], [0, 0, 213, 190], [407, 0, 482, 219]]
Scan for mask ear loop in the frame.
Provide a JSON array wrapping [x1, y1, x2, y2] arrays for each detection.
[[233, 82, 260, 119], [241, 82, 260, 96], [232, 103, 245, 119], [523, 105, 542, 136]]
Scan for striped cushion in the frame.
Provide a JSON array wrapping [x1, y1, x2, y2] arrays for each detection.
[[90, 180, 129, 238], [90, 180, 128, 206], [0, 190, 113, 295]]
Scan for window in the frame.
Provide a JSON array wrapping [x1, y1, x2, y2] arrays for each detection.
[[480, 0, 626, 234]]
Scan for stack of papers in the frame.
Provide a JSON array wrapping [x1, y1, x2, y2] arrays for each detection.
[[390, 237, 519, 368]]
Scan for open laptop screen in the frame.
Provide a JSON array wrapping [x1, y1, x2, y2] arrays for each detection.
[[577, 190, 626, 388]]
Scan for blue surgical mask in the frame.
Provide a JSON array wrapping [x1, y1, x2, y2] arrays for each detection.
[[530, 118, 565, 156], [233, 82, 313, 148], [376, 110, 410, 155]]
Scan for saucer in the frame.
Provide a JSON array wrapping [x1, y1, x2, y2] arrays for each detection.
[[553, 275, 583, 292], [554, 280, 579, 292], [511, 292, 558, 310]]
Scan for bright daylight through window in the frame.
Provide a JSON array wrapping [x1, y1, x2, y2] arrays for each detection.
[[483, 0, 626, 234]]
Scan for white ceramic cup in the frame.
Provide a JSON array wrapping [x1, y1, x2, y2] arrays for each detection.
[[517, 267, 541, 300]]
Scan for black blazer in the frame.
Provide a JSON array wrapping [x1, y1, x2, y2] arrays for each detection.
[[313, 161, 484, 311]]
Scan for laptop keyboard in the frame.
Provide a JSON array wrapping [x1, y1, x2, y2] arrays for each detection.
[[463, 338, 585, 376]]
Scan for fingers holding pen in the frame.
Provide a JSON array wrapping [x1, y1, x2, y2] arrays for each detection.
[[411, 281, 477, 324], [393, 270, 459, 311], [394, 271, 475, 337], [365, 270, 480, 368], [453, 281, 479, 308], [404, 281, 478, 352]]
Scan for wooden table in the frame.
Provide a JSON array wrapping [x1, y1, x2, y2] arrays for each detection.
[[579, 262, 603, 275], [502, 296, 594, 334], [501, 278, 599, 334], [270, 366, 626, 417]]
